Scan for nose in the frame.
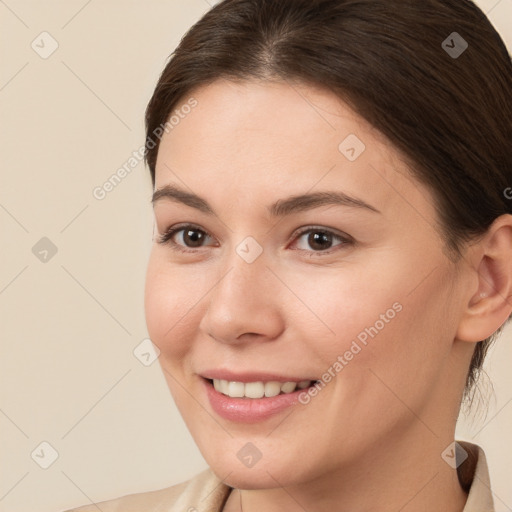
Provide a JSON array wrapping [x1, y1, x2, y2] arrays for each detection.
[[198, 247, 285, 345]]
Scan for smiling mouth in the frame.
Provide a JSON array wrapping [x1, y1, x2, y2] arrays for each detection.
[[206, 378, 320, 399]]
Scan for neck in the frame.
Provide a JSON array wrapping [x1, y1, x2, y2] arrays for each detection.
[[223, 430, 468, 512]]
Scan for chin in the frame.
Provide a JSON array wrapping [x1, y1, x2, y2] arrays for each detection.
[[210, 463, 296, 490], [199, 440, 316, 490]]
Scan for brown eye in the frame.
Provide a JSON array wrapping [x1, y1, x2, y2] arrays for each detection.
[[291, 227, 353, 255], [306, 231, 334, 251], [180, 228, 207, 248], [157, 224, 215, 252]]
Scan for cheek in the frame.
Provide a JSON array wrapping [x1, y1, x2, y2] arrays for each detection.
[[334, 264, 458, 415], [285, 254, 450, 386], [144, 251, 199, 360], [279, 261, 407, 354]]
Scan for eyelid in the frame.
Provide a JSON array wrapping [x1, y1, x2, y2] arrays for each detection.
[[157, 222, 216, 249], [290, 225, 353, 243], [287, 225, 353, 254], [157, 223, 353, 255]]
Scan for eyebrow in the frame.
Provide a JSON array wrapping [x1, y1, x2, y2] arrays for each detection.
[[152, 184, 381, 217]]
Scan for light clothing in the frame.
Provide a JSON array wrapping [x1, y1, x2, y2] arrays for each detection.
[[63, 440, 494, 512]]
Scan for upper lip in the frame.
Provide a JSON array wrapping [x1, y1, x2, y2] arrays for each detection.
[[200, 369, 317, 383]]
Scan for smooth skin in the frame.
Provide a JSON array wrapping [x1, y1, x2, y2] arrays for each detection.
[[144, 78, 512, 512]]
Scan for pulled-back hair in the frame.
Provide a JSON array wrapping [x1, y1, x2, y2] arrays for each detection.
[[144, 0, 512, 402]]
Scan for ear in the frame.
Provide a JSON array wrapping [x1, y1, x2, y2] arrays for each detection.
[[456, 214, 512, 342]]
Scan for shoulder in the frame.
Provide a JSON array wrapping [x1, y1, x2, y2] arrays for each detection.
[[61, 467, 232, 512]]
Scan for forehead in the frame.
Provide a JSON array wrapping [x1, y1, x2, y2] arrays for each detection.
[[158, 78, 395, 158], [154, 79, 436, 226]]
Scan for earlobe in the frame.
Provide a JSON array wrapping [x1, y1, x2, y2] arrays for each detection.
[[456, 214, 512, 343]]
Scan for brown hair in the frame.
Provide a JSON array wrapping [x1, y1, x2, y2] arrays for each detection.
[[144, 0, 512, 403]]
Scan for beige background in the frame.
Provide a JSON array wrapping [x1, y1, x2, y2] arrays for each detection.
[[0, 1, 511, 511]]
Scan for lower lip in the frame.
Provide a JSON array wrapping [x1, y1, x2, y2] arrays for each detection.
[[203, 379, 308, 423]]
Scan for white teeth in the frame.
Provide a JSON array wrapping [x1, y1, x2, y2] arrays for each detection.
[[280, 382, 297, 393], [228, 381, 245, 398], [212, 379, 312, 398], [245, 382, 265, 398], [264, 381, 281, 397], [220, 379, 229, 395]]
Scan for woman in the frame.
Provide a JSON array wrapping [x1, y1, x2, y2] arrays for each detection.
[[65, 0, 512, 510]]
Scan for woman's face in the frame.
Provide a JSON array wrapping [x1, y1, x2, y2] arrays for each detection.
[[145, 79, 472, 488]]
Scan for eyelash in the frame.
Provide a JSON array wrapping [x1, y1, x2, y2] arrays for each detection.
[[156, 223, 353, 257]]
